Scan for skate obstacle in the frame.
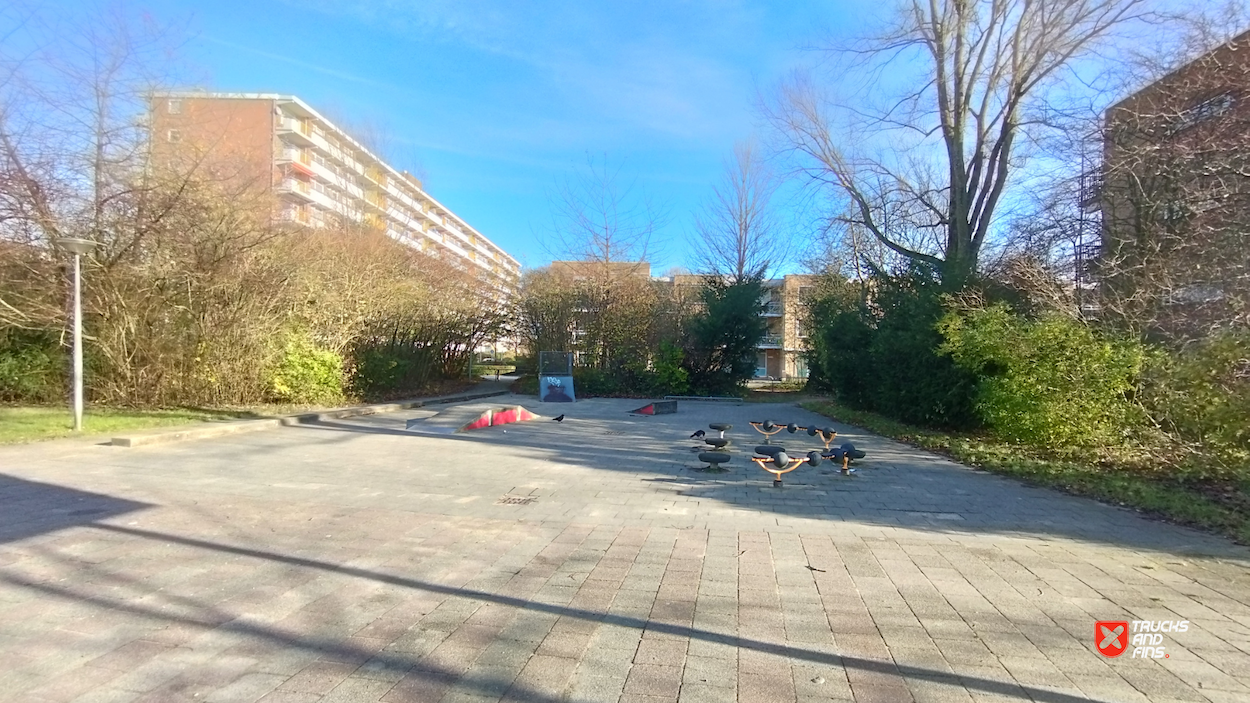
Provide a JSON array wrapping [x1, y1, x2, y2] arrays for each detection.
[[458, 406, 539, 431], [629, 400, 678, 415]]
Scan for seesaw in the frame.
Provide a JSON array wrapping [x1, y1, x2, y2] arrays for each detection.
[[750, 446, 820, 487], [749, 420, 839, 449], [751, 443, 867, 485]]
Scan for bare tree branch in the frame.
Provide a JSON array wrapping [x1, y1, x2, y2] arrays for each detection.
[[767, 0, 1155, 286], [690, 141, 784, 282]]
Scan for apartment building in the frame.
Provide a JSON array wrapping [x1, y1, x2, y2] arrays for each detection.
[[1097, 31, 1250, 338], [670, 273, 817, 380], [749, 275, 816, 380], [149, 93, 520, 291]]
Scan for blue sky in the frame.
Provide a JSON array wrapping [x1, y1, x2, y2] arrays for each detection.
[[113, 0, 867, 272]]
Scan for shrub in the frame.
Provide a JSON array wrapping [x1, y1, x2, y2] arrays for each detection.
[[804, 270, 978, 429], [1143, 331, 1250, 452], [865, 276, 979, 428], [573, 367, 620, 397], [938, 303, 1148, 447], [683, 278, 767, 396], [347, 344, 441, 400], [267, 334, 344, 405], [0, 330, 64, 403], [511, 374, 539, 395], [804, 281, 874, 403], [651, 341, 689, 396]]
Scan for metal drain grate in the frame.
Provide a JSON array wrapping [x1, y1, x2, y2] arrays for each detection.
[[497, 495, 537, 505]]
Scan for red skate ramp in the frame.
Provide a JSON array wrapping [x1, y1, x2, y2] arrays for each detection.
[[459, 406, 538, 431]]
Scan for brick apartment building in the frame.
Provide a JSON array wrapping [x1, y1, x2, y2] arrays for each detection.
[[1097, 31, 1250, 338], [149, 93, 520, 291]]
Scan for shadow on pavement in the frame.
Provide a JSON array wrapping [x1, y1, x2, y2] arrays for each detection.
[[52, 522, 1107, 703], [0, 474, 151, 544]]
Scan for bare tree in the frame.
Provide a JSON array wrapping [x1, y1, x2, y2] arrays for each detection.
[[547, 154, 664, 266], [516, 268, 578, 356], [691, 141, 783, 282], [768, 0, 1153, 287], [0, 2, 190, 333]]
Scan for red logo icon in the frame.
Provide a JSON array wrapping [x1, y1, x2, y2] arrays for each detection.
[[1096, 621, 1129, 657]]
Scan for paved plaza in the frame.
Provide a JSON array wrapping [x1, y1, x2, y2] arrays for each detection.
[[1, 396, 1249, 703]]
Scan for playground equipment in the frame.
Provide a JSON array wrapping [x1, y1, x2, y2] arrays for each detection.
[[708, 423, 732, 438], [704, 437, 730, 450], [751, 420, 839, 450], [810, 426, 840, 451], [824, 443, 867, 473], [697, 452, 732, 471], [753, 439, 866, 478], [750, 449, 822, 487], [749, 420, 785, 444]]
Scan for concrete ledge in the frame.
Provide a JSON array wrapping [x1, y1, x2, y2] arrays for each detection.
[[111, 388, 509, 447]]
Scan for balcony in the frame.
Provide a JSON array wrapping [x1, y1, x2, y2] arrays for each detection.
[[278, 149, 316, 178], [757, 334, 783, 348], [762, 301, 783, 316], [282, 206, 311, 226], [1079, 171, 1102, 213], [277, 118, 316, 147], [365, 167, 388, 188], [277, 179, 313, 201]]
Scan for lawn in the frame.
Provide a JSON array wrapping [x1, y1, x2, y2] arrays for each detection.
[[0, 406, 249, 444], [803, 398, 1250, 545], [0, 379, 495, 444]]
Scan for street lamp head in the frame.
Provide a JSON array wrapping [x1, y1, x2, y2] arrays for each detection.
[[54, 237, 99, 256]]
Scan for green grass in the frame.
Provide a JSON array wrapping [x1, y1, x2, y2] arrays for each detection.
[[743, 387, 824, 403], [0, 406, 252, 444], [475, 364, 517, 374], [802, 399, 1250, 545]]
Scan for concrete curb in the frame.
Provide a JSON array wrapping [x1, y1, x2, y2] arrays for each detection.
[[110, 389, 510, 447]]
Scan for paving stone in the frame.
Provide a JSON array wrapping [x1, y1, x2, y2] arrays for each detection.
[[204, 672, 287, 702], [624, 663, 684, 697], [278, 661, 361, 695], [256, 691, 322, 703], [0, 398, 1246, 703], [319, 676, 397, 702], [678, 682, 737, 702]]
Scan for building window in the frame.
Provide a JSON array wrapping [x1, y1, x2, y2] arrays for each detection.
[[167, 99, 182, 114], [166, 129, 181, 143], [1161, 201, 1188, 223], [1169, 92, 1235, 134]]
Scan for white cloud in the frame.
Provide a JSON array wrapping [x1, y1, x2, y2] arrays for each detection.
[[278, 0, 776, 145], [203, 36, 401, 91]]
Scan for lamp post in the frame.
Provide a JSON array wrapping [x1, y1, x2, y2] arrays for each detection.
[[54, 237, 99, 431]]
